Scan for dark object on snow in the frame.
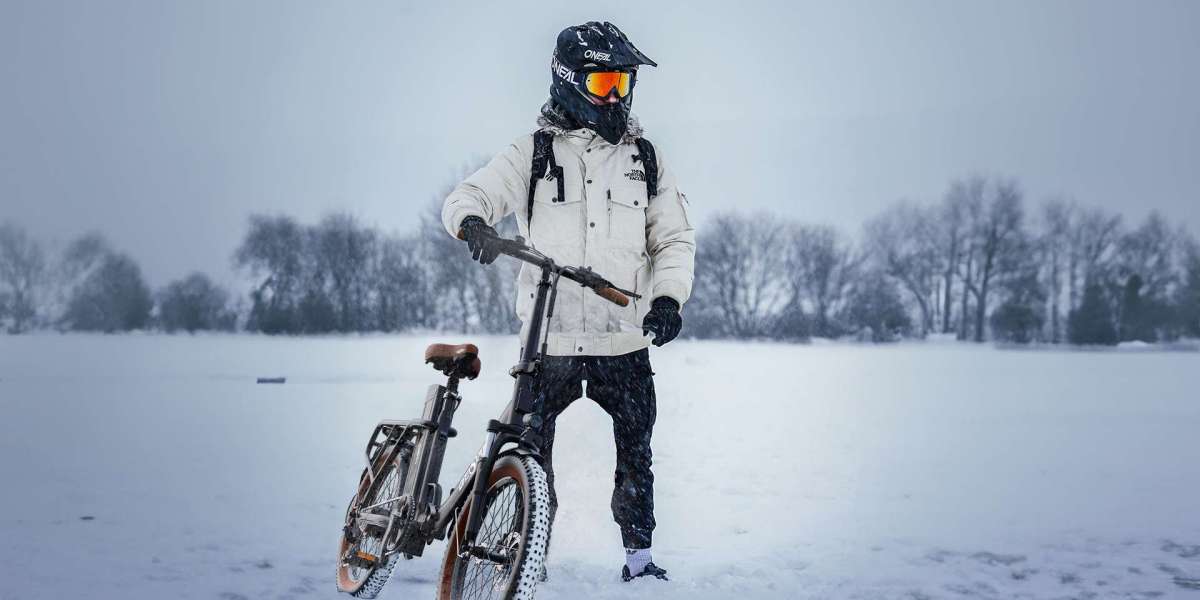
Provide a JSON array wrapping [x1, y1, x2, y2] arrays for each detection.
[[79, 515, 95, 521], [256, 377, 286, 384]]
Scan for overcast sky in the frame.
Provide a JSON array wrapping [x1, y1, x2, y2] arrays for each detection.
[[2, 0, 1198, 286]]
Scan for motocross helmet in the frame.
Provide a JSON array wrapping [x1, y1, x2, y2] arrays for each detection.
[[549, 21, 657, 144]]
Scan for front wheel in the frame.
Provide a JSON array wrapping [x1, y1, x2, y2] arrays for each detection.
[[438, 455, 551, 600]]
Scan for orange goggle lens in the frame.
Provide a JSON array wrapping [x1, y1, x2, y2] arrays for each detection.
[[584, 71, 632, 98]]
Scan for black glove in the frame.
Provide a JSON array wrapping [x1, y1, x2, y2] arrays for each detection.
[[641, 296, 682, 346], [459, 216, 501, 264]]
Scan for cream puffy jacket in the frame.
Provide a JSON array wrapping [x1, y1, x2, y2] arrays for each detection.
[[442, 123, 695, 356]]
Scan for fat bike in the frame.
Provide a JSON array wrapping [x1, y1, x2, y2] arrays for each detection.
[[335, 233, 638, 599]]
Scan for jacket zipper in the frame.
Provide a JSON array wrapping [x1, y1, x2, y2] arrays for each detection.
[[579, 156, 588, 337], [606, 189, 613, 239]]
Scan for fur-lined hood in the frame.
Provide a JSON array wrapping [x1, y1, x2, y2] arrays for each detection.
[[535, 100, 644, 144]]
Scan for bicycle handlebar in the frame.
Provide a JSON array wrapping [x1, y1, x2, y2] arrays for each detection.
[[456, 228, 638, 307]]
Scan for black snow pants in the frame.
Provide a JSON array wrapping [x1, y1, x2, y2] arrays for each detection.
[[531, 348, 657, 550]]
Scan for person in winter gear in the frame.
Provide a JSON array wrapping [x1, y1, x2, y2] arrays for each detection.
[[441, 20, 695, 582]]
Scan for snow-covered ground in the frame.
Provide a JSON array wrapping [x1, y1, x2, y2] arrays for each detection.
[[1, 334, 1198, 600]]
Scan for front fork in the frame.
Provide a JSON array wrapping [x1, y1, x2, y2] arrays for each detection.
[[460, 431, 499, 554], [458, 417, 543, 558]]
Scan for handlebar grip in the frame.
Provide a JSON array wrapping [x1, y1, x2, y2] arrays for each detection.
[[594, 286, 631, 307]]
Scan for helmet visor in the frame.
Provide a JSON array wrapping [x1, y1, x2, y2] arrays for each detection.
[[583, 71, 632, 99]]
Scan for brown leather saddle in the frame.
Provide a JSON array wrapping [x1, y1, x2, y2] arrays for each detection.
[[424, 343, 481, 380]]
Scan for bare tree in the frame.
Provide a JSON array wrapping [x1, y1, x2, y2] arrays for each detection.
[[840, 268, 913, 342], [940, 179, 978, 337], [0, 222, 47, 333], [375, 232, 432, 331], [786, 223, 862, 338], [1117, 211, 1181, 300], [1038, 198, 1076, 342], [690, 212, 790, 338], [864, 201, 939, 336], [158, 272, 236, 333], [61, 252, 153, 332], [1069, 206, 1123, 303], [958, 177, 1025, 342], [234, 215, 306, 333], [312, 213, 378, 332]]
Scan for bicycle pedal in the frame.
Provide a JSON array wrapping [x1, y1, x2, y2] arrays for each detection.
[[351, 550, 379, 567]]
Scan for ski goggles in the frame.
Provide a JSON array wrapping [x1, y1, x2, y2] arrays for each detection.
[[581, 70, 633, 99]]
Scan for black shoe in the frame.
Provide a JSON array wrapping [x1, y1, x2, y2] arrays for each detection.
[[621, 562, 668, 582]]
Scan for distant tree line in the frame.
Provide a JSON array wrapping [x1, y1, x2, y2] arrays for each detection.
[[3, 173, 1198, 345], [230, 202, 519, 335], [688, 175, 1200, 345], [0, 224, 236, 334]]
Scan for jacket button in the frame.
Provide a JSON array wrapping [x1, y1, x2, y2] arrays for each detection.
[[577, 346, 583, 352], [589, 222, 595, 228], [551, 196, 558, 202], [586, 179, 593, 184], [633, 200, 639, 206], [586, 148, 592, 153]]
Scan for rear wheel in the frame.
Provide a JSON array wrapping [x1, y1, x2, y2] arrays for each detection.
[[437, 455, 551, 600], [336, 445, 412, 598]]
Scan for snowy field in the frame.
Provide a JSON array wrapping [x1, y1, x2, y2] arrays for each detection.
[[1, 334, 1198, 600]]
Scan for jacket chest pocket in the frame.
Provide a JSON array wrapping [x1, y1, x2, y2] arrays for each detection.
[[607, 187, 648, 248], [530, 176, 583, 246]]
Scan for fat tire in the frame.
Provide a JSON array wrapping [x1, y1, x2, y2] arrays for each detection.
[[343, 553, 399, 599], [437, 455, 551, 600]]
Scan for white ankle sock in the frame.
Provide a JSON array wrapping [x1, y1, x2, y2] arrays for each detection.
[[625, 548, 652, 574]]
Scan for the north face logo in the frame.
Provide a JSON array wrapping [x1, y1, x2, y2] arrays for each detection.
[[624, 169, 646, 182]]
